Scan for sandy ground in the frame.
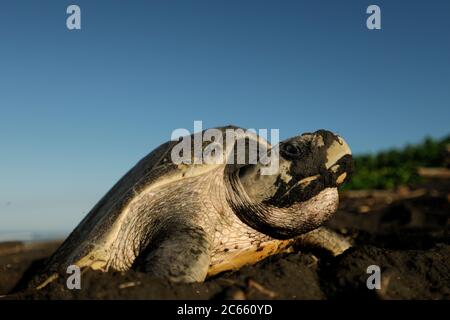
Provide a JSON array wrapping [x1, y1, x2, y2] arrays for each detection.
[[1, 180, 449, 300]]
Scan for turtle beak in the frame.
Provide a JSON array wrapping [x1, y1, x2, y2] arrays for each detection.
[[322, 133, 353, 186], [325, 135, 351, 168]]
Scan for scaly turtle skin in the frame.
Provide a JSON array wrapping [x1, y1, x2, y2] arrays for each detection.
[[36, 126, 353, 286]]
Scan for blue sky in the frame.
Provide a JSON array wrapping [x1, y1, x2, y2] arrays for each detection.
[[0, 0, 449, 233]]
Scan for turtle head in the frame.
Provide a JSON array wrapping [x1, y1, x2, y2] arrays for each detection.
[[227, 130, 353, 239], [267, 129, 353, 206]]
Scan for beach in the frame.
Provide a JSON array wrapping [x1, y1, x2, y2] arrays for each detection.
[[1, 180, 449, 299]]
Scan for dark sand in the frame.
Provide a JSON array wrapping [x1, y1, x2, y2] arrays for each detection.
[[1, 181, 449, 300]]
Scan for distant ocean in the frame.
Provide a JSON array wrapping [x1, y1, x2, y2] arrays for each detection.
[[0, 231, 68, 242]]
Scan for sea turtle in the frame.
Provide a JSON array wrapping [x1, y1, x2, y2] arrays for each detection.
[[36, 126, 353, 286]]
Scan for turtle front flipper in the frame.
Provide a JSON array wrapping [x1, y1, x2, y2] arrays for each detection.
[[293, 227, 352, 256], [136, 223, 211, 283]]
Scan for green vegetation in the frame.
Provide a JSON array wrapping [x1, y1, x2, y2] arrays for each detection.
[[343, 135, 450, 190]]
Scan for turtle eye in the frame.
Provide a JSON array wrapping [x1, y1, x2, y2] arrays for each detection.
[[281, 143, 303, 159]]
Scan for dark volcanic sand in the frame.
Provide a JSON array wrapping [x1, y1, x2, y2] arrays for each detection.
[[1, 181, 449, 300]]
